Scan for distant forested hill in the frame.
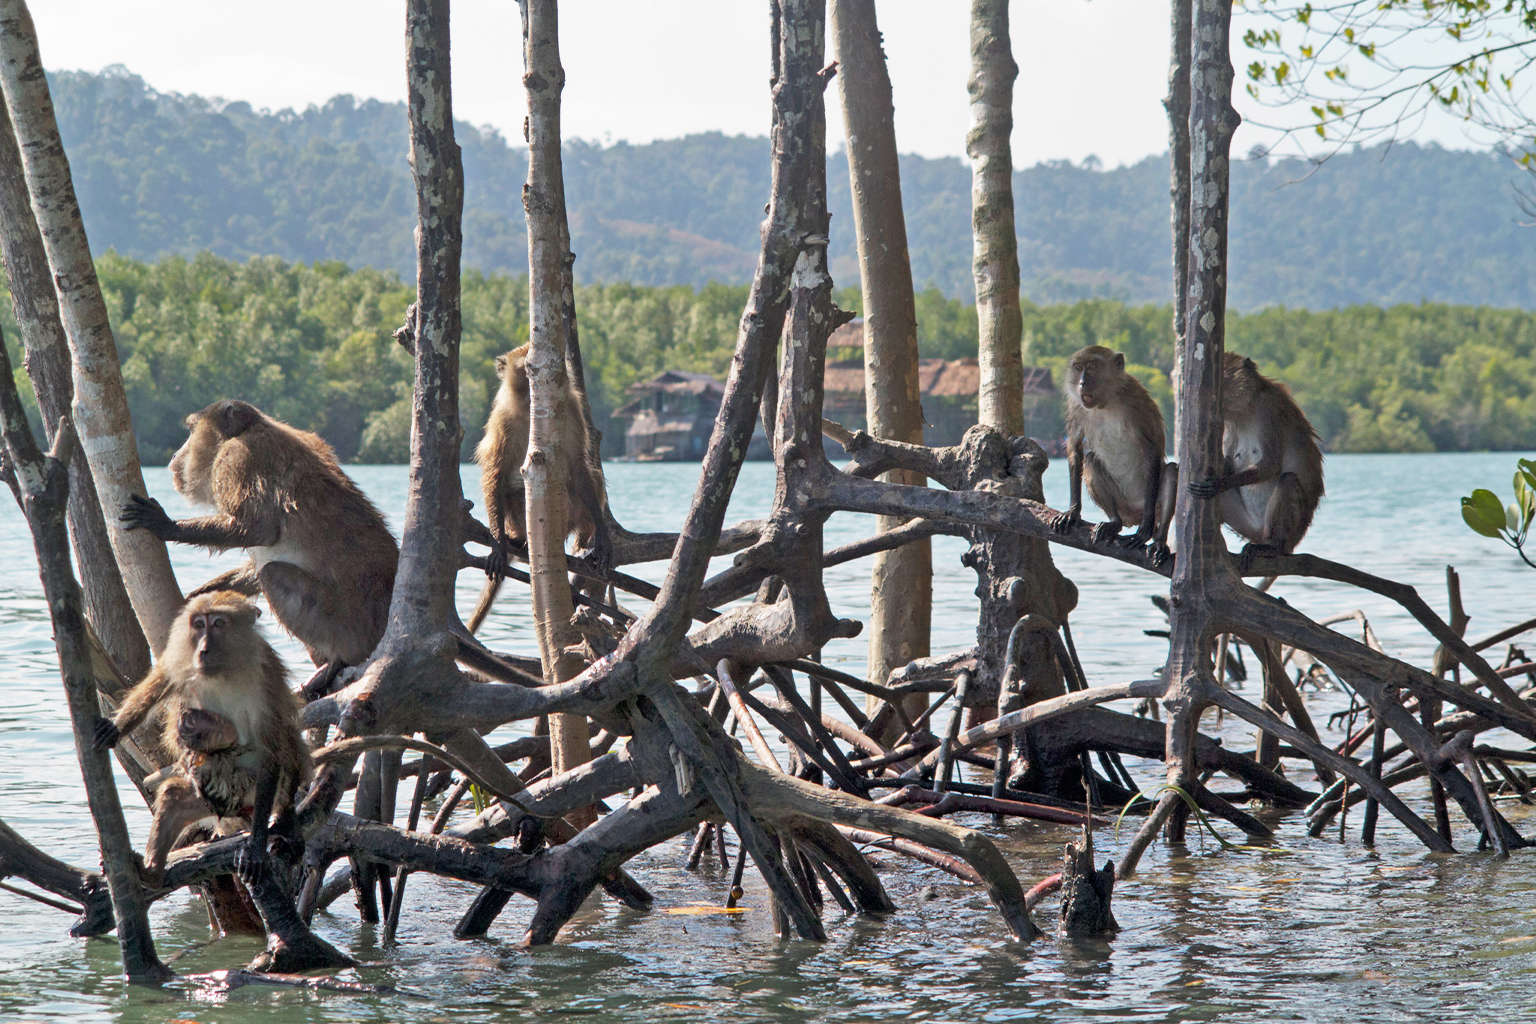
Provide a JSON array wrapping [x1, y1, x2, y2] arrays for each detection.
[[46, 67, 1536, 309]]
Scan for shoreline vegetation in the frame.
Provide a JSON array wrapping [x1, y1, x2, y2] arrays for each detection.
[[5, 250, 1532, 463]]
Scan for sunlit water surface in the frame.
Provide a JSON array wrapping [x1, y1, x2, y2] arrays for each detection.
[[0, 453, 1533, 1023]]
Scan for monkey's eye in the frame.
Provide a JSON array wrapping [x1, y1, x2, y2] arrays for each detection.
[[191, 615, 206, 630], [210, 616, 227, 630]]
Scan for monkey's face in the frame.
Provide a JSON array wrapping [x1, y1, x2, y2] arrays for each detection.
[[169, 417, 221, 505], [177, 592, 261, 677], [189, 606, 238, 675], [1068, 348, 1124, 409]]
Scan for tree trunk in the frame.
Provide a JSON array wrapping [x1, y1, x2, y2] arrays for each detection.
[[0, 332, 169, 982], [520, 0, 591, 802], [831, 0, 931, 728], [1165, 0, 1192, 464], [390, 0, 466, 643], [0, 0, 182, 652], [0, 93, 150, 681], [1161, 0, 1240, 845], [967, 0, 1024, 436], [961, 0, 1075, 767]]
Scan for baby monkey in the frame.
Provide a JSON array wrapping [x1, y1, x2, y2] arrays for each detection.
[[1051, 345, 1177, 565], [1188, 352, 1324, 561], [93, 592, 311, 885]]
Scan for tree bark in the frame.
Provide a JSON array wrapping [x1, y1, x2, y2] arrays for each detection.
[[967, 0, 1024, 435], [1161, 0, 1241, 845], [1165, 0, 1192, 464], [389, 0, 465, 644], [0, 95, 149, 682], [832, 0, 932, 728], [520, 0, 592, 802], [0, 0, 182, 652], [0, 331, 169, 982]]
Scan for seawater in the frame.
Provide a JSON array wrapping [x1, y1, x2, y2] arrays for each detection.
[[0, 453, 1532, 1023]]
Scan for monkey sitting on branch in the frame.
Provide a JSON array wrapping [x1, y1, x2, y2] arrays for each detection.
[[93, 592, 310, 885], [120, 399, 541, 698], [1188, 352, 1324, 564], [1050, 345, 1178, 565], [470, 343, 612, 631]]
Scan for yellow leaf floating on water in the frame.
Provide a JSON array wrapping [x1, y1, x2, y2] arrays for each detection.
[[664, 905, 752, 915], [1500, 935, 1535, 943]]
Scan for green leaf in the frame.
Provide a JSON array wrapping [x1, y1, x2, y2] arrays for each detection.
[[1463, 489, 1508, 538]]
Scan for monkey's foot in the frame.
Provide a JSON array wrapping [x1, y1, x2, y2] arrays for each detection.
[[1236, 543, 1284, 576], [1048, 508, 1081, 534], [1148, 540, 1172, 568], [298, 660, 348, 703], [1090, 521, 1123, 546], [136, 853, 167, 892], [248, 930, 356, 974], [1113, 530, 1151, 549]]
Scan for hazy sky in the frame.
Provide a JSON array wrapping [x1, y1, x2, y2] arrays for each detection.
[[28, 0, 1492, 167]]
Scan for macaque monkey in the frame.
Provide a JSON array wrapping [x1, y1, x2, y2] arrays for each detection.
[[92, 592, 310, 884], [470, 345, 612, 629], [123, 399, 543, 694], [121, 399, 398, 698], [1188, 352, 1324, 560], [1050, 345, 1178, 564]]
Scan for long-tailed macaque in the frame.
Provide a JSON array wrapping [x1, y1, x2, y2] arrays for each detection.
[[1188, 352, 1324, 558], [123, 399, 543, 694], [121, 399, 398, 698], [93, 592, 310, 884], [471, 345, 612, 629], [1050, 345, 1177, 564]]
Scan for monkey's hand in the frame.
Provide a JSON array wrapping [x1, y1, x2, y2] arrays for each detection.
[[235, 835, 269, 886], [268, 829, 304, 867], [1148, 540, 1172, 568], [577, 536, 613, 575], [1187, 475, 1225, 499], [91, 717, 121, 751], [120, 494, 175, 537], [1048, 505, 1082, 534], [484, 537, 509, 580]]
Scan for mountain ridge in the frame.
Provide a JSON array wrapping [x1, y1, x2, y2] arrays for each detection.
[[44, 66, 1536, 309]]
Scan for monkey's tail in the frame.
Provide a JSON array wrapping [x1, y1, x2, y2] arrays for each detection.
[[467, 575, 503, 634]]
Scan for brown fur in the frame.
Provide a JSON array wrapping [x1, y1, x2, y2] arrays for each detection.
[[470, 345, 611, 629], [1198, 352, 1325, 554], [127, 399, 398, 669], [1053, 345, 1177, 561], [98, 592, 310, 883]]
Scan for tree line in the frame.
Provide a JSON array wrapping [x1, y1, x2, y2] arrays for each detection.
[[3, 250, 1532, 461], [49, 67, 1536, 309]]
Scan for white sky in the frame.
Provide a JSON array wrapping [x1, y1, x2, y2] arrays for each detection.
[[27, 0, 1496, 167]]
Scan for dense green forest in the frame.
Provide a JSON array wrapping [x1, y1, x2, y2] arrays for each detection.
[[4, 252, 1532, 461], [47, 67, 1536, 309]]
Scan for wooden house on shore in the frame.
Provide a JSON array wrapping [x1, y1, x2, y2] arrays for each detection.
[[611, 319, 1062, 461]]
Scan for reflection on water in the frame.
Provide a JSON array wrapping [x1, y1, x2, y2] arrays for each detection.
[[0, 453, 1533, 1022]]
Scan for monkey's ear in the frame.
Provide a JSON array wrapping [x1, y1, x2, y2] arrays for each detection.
[[251, 606, 262, 620], [1244, 357, 1257, 373], [1113, 352, 1125, 371], [495, 354, 509, 376], [216, 401, 260, 438]]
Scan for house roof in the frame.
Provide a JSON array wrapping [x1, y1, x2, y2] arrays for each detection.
[[827, 317, 865, 349]]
